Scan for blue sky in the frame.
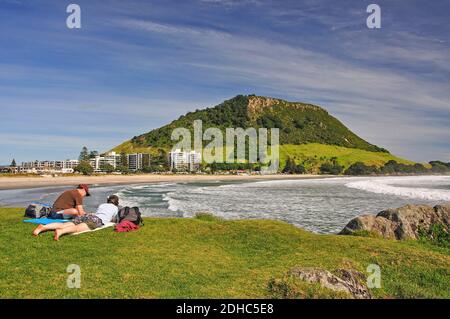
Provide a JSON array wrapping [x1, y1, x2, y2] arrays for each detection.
[[0, 0, 449, 164]]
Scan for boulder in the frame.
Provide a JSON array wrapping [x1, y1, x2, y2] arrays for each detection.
[[339, 204, 450, 240], [339, 214, 397, 239], [287, 267, 371, 299]]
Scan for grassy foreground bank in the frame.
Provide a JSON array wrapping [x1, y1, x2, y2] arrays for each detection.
[[0, 208, 449, 299]]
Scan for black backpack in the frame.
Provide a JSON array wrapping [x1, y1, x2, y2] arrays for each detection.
[[24, 203, 52, 219], [115, 206, 143, 226]]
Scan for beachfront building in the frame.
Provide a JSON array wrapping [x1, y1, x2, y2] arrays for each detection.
[[12, 152, 152, 174], [89, 152, 150, 172], [169, 149, 201, 172], [0, 166, 19, 174], [21, 160, 56, 171], [60, 160, 80, 173], [90, 152, 121, 173], [19, 159, 80, 174], [128, 153, 151, 171]]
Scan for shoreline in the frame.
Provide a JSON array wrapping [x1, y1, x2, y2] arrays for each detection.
[[0, 174, 334, 190]]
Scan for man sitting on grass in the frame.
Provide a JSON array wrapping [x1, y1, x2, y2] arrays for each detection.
[[32, 195, 120, 241], [49, 184, 91, 219]]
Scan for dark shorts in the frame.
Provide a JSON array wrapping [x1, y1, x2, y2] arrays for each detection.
[[72, 214, 103, 230], [49, 211, 73, 220], [49, 212, 64, 219]]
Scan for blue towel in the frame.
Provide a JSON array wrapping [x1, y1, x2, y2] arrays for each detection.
[[23, 218, 70, 225]]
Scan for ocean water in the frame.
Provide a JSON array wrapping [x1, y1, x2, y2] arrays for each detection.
[[1, 175, 449, 234]]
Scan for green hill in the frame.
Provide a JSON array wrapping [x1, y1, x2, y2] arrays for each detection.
[[112, 95, 412, 169]]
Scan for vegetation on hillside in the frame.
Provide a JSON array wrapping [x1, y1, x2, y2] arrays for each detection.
[[113, 95, 386, 154], [1, 208, 448, 298], [344, 160, 448, 176], [278, 144, 412, 174]]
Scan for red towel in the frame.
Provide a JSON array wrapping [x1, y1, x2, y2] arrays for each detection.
[[114, 220, 140, 232]]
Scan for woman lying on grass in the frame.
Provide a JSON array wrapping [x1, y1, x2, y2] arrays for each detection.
[[32, 195, 120, 241]]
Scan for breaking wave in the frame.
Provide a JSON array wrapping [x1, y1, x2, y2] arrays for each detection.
[[345, 176, 450, 201]]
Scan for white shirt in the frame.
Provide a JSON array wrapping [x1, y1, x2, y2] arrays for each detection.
[[95, 203, 118, 225]]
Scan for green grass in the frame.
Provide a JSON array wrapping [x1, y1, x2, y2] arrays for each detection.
[[111, 140, 157, 155], [1, 207, 448, 299], [113, 142, 415, 172], [280, 143, 415, 170]]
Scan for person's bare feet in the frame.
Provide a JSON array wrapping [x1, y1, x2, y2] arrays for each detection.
[[32, 225, 44, 237], [54, 229, 61, 241]]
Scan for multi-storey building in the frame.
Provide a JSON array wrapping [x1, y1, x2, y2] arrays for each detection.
[[12, 152, 152, 174], [169, 149, 201, 172], [127, 153, 151, 171]]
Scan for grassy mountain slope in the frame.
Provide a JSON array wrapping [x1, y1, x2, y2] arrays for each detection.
[[279, 144, 413, 171], [3, 208, 449, 298], [111, 95, 412, 167]]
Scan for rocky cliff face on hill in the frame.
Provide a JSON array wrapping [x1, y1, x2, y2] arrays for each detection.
[[246, 95, 322, 121]]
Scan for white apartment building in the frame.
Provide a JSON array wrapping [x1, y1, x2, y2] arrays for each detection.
[[169, 149, 201, 172], [19, 159, 80, 174], [60, 160, 80, 173], [15, 152, 152, 174], [90, 152, 120, 172], [90, 152, 150, 172]]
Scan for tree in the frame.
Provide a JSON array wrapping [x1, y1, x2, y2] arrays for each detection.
[[100, 163, 115, 173], [116, 165, 129, 174], [345, 162, 378, 175], [295, 163, 306, 174], [89, 150, 99, 159], [282, 158, 295, 174], [74, 161, 93, 175], [120, 152, 128, 168], [430, 162, 448, 173], [142, 153, 151, 170], [412, 163, 427, 173], [429, 161, 450, 169], [282, 157, 305, 174], [10, 159, 16, 167], [79, 146, 89, 161], [320, 162, 343, 175]]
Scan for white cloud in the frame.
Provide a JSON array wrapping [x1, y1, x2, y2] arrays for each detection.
[[2, 2, 449, 163], [112, 17, 450, 161]]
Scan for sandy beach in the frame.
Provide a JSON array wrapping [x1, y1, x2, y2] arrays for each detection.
[[0, 174, 327, 190]]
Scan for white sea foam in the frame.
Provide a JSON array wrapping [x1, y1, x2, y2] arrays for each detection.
[[165, 192, 183, 213], [92, 175, 450, 234], [345, 176, 450, 201]]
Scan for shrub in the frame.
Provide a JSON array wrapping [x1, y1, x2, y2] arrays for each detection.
[[100, 163, 115, 173], [319, 162, 343, 175], [116, 165, 130, 174], [345, 162, 378, 175], [429, 161, 449, 173], [283, 158, 306, 174]]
